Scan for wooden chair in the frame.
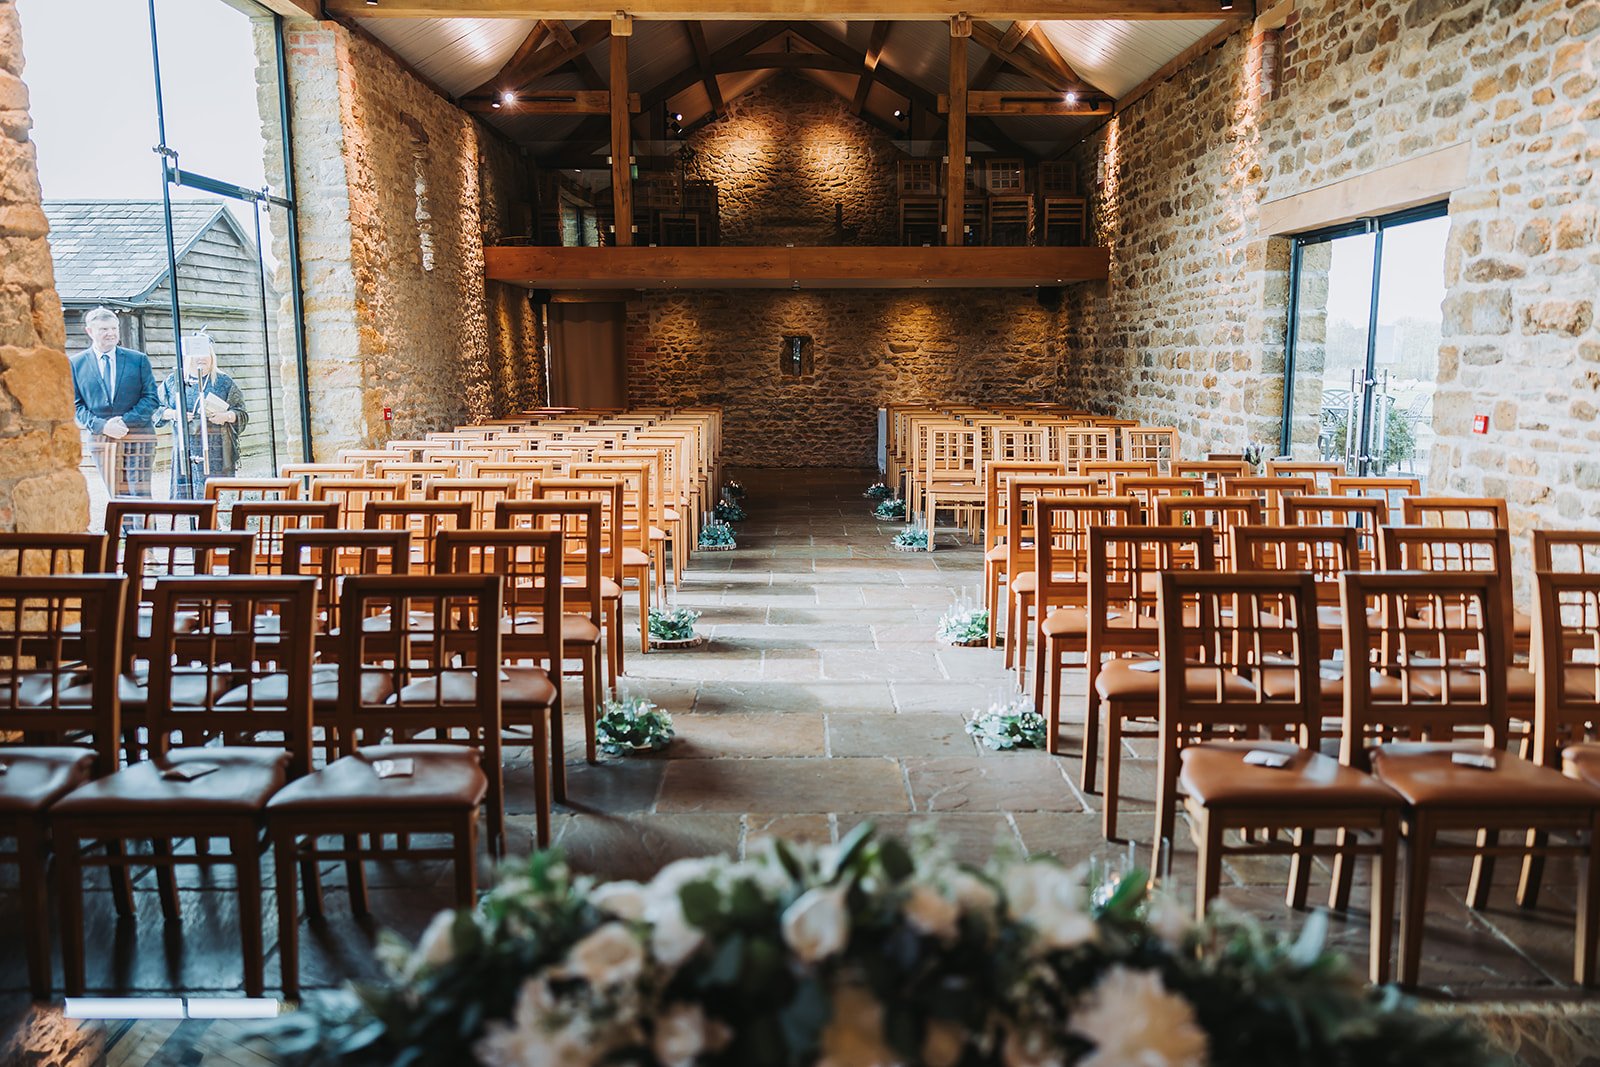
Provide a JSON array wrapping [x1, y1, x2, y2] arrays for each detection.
[[1122, 427, 1179, 474], [1401, 496, 1509, 530], [522, 481, 627, 677], [52, 574, 318, 997], [427, 477, 518, 529], [1266, 459, 1342, 491], [1031, 496, 1141, 740], [1221, 475, 1317, 521], [470, 460, 559, 497], [0, 574, 126, 997], [1379, 525, 1528, 668], [437, 529, 565, 835], [278, 462, 361, 494], [266, 574, 502, 999], [204, 477, 299, 530], [983, 461, 1063, 648], [1153, 496, 1266, 572], [362, 500, 473, 575], [0, 533, 107, 574], [1170, 570, 1402, 983], [231, 500, 340, 574], [1172, 459, 1252, 489], [1081, 526, 1213, 824], [919, 425, 985, 549], [1329, 475, 1419, 514], [573, 460, 660, 622], [1281, 495, 1387, 569], [374, 463, 446, 498], [1053, 426, 1115, 471], [1004, 475, 1099, 677], [1340, 570, 1600, 987], [120, 531, 256, 673], [491, 500, 605, 760], [1080, 461, 1156, 491], [102, 499, 216, 571], [336, 449, 408, 477], [1534, 530, 1600, 573], [311, 478, 407, 528]]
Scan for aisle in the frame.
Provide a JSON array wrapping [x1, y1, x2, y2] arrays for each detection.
[[542, 466, 1109, 875]]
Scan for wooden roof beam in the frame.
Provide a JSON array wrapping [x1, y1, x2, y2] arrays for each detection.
[[545, 19, 610, 89], [684, 22, 726, 118], [461, 19, 609, 98], [335, 1, 1255, 19], [969, 20, 1101, 97], [468, 20, 551, 99], [849, 20, 892, 115]]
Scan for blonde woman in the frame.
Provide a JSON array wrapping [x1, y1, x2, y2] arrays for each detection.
[[156, 335, 249, 498]]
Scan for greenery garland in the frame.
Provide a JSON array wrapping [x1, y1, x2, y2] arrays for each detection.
[[892, 527, 929, 550], [267, 825, 1496, 1067], [874, 498, 907, 521], [936, 606, 989, 645], [698, 520, 737, 549], [648, 606, 701, 643], [595, 696, 675, 755]]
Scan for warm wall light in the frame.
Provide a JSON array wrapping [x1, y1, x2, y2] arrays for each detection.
[[893, 109, 904, 119], [1065, 91, 1078, 105], [502, 91, 516, 104]]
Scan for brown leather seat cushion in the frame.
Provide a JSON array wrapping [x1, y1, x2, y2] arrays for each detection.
[[622, 547, 650, 568], [1094, 659, 1261, 703], [1564, 743, 1600, 787], [0, 671, 93, 708], [504, 613, 602, 646], [599, 578, 623, 600], [1009, 572, 1036, 594], [1259, 663, 1409, 703], [265, 744, 486, 814], [56, 671, 235, 711], [49, 747, 290, 817], [396, 667, 557, 710], [217, 665, 397, 711], [985, 544, 1008, 562], [1371, 743, 1600, 809], [0, 747, 97, 814], [1179, 741, 1401, 810], [1040, 607, 1089, 637], [1404, 665, 1567, 704]]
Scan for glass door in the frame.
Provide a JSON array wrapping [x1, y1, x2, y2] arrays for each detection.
[[1281, 204, 1449, 485]]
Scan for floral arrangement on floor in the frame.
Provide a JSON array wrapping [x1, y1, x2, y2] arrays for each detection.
[[892, 527, 930, 550], [722, 480, 746, 502], [873, 498, 906, 521], [595, 695, 675, 755], [712, 500, 746, 523], [863, 482, 891, 501], [268, 824, 1496, 1067], [966, 694, 1047, 750], [698, 520, 737, 551], [936, 595, 988, 646], [647, 606, 702, 643]]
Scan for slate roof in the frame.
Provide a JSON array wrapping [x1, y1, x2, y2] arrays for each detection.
[[42, 199, 250, 306]]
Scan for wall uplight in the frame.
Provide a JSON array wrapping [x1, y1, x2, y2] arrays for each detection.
[[893, 109, 904, 119]]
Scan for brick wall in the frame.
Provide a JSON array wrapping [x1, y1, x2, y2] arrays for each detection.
[[0, 0, 87, 533], [1065, 0, 1600, 546]]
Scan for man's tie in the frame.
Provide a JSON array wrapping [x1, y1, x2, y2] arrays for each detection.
[[100, 353, 112, 399]]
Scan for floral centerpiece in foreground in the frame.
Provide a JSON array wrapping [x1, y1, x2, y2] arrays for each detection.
[[595, 695, 675, 755], [270, 826, 1494, 1067]]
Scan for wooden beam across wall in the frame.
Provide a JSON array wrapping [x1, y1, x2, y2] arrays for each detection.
[[334, 0, 1256, 19], [945, 19, 968, 247], [938, 90, 1112, 115], [467, 20, 551, 99]]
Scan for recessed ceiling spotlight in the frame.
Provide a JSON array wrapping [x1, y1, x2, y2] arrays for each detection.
[[1219, 0, 1233, 8], [674, 112, 683, 122], [365, 0, 377, 6], [893, 108, 904, 119], [491, 101, 501, 108], [1065, 91, 1078, 105], [502, 91, 516, 105]]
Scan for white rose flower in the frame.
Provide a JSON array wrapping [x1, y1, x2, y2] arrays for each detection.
[[782, 883, 851, 964], [653, 1002, 710, 1067], [475, 978, 596, 1067], [645, 892, 705, 967], [1144, 892, 1191, 951], [1002, 862, 1096, 951], [564, 923, 646, 989], [404, 909, 458, 979], [591, 880, 649, 921], [1068, 966, 1208, 1067], [903, 883, 961, 941], [948, 870, 1000, 915], [651, 856, 724, 895]]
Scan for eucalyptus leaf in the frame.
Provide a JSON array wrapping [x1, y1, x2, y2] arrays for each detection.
[[679, 879, 723, 929]]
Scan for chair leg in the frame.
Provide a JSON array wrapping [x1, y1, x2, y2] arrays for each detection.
[[300, 844, 324, 920], [1015, 596, 1031, 692], [532, 706, 552, 849], [1003, 589, 1017, 669], [273, 835, 300, 1000], [1154, 728, 1181, 878], [234, 830, 265, 998], [107, 838, 134, 917], [1102, 703, 1123, 841], [1467, 826, 1499, 909], [345, 834, 369, 917], [1517, 828, 1548, 909], [1398, 814, 1433, 988], [1372, 812, 1399, 986], [552, 694, 570, 803], [583, 647, 598, 767], [1578, 813, 1600, 987], [1287, 827, 1313, 910], [58, 833, 86, 996], [1329, 826, 1356, 912], [454, 814, 478, 908], [638, 579, 650, 653], [1080, 663, 1100, 794], [984, 561, 999, 648], [1196, 807, 1224, 921], [1044, 636, 1063, 754], [16, 821, 52, 1000], [1031, 626, 1047, 716], [152, 838, 181, 921]]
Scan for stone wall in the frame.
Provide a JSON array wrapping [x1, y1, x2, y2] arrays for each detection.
[[478, 126, 543, 414], [0, 0, 87, 533], [1065, 0, 1600, 545], [627, 288, 1062, 467], [687, 75, 902, 246], [280, 20, 538, 455]]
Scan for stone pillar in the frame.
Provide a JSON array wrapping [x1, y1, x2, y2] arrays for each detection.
[[0, 0, 88, 533]]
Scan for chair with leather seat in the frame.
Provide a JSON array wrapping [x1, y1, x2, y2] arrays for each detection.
[[1533, 529, 1600, 574], [1003, 475, 1098, 679], [266, 574, 505, 999], [310, 477, 407, 529], [1083, 526, 1214, 831], [1221, 475, 1318, 522], [0, 574, 125, 998], [203, 477, 300, 531], [436, 528, 565, 832], [527, 480, 626, 676], [1153, 495, 1266, 573], [0, 532, 109, 575], [231, 500, 340, 574], [1079, 461, 1158, 491], [1264, 459, 1342, 491], [1171, 459, 1251, 491], [1328, 475, 1419, 514], [491, 500, 605, 762], [1113, 476, 1205, 523], [51, 574, 318, 997], [426, 477, 518, 530], [1281, 494, 1387, 569], [1168, 570, 1403, 983], [1339, 569, 1600, 987], [982, 461, 1063, 649], [1033, 496, 1142, 752], [363, 499, 472, 575]]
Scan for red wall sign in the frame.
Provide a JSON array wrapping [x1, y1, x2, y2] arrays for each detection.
[[1472, 414, 1488, 434]]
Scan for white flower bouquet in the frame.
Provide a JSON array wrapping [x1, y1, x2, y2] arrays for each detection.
[[863, 482, 891, 501], [891, 527, 929, 551], [873, 498, 906, 521], [648, 606, 702, 644], [698, 520, 737, 551], [966, 695, 1046, 750], [596, 696, 675, 755], [271, 825, 1496, 1067], [722, 480, 746, 502], [712, 500, 746, 523], [936, 593, 988, 646]]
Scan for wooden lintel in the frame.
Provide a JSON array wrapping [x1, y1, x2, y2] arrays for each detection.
[[938, 91, 1112, 115], [253, 0, 321, 16], [465, 91, 641, 114], [998, 19, 1035, 50], [333, 0, 1254, 19], [485, 245, 1109, 289], [1258, 143, 1471, 235], [1254, 0, 1292, 29]]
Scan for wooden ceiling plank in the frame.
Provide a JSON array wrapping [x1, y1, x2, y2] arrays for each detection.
[[475, 19, 609, 95], [334, 1, 1254, 19], [1114, 18, 1238, 113], [685, 22, 727, 118], [467, 21, 551, 98], [849, 20, 892, 115]]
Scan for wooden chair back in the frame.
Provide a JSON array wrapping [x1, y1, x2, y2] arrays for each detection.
[[102, 499, 216, 571], [1087, 526, 1214, 659], [990, 425, 1052, 465], [279, 462, 361, 492], [121, 530, 255, 664], [1122, 427, 1179, 474], [1033, 496, 1141, 613], [203, 478, 300, 531], [282, 529, 412, 660], [1378, 525, 1516, 661], [1053, 426, 1115, 471], [1172, 459, 1252, 488], [311, 478, 408, 528], [495, 499, 604, 628], [1222, 475, 1317, 520], [1531, 571, 1600, 767], [1533, 530, 1600, 574], [1281, 495, 1387, 569], [984, 462, 1065, 553], [1329, 476, 1420, 513], [1080, 461, 1156, 489], [1153, 496, 1266, 571], [336, 449, 408, 478], [437, 529, 564, 677], [0, 533, 107, 575], [1115, 476, 1205, 521], [522, 481, 625, 585], [427, 478, 518, 529], [230, 500, 340, 574], [1400, 496, 1509, 530], [362, 500, 473, 574], [374, 462, 447, 497], [572, 461, 652, 554], [1265, 460, 1342, 491]]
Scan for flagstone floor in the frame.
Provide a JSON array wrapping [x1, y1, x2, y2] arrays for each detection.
[[3, 467, 1598, 1064]]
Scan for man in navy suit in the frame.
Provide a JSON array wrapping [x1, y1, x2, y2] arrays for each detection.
[[71, 306, 161, 498]]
